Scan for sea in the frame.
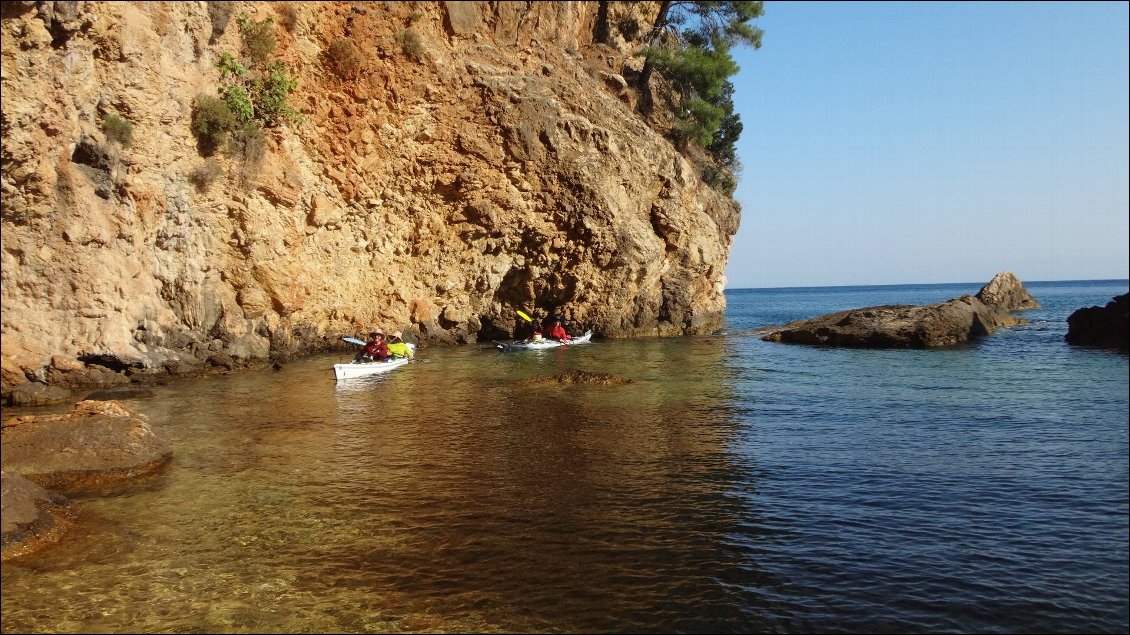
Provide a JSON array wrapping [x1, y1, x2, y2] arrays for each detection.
[[1, 279, 1127, 634]]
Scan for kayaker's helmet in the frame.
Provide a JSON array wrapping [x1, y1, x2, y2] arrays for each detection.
[[390, 331, 402, 340]]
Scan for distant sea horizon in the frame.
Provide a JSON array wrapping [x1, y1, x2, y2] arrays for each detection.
[[725, 277, 1129, 292]]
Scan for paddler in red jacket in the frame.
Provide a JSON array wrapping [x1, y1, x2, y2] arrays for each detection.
[[356, 331, 390, 362], [547, 318, 570, 341]]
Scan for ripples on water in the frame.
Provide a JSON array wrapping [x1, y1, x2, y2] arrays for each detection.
[[2, 280, 1127, 633]]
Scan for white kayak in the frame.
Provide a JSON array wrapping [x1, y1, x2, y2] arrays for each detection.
[[334, 358, 410, 380], [334, 343, 416, 380], [495, 330, 593, 352]]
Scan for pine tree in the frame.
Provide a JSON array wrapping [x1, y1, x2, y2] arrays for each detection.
[[636, 1, 763, 186]]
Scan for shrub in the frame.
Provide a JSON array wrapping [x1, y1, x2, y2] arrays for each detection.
[[675, 96, 727, 148], [400, 28, 425, 61], [327, 37, 362, 79], [237, 13, 276, 66], [191, 94, 236, 155], [221, 84, 254, 123], [227, 121, 266, 166], [616, 17, 641, 41], [208, 1, 236, 43], [101, 113, 133, 147], [701, 164, 737, 195], [188, 158, 224, 190], [278, 3, 299, 33], [216, 51, 247, 80], [252, 62, 300, 126], [215, 55, 299, 128]]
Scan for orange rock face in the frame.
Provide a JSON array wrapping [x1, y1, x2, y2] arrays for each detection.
[[1, 2, 738, 392]]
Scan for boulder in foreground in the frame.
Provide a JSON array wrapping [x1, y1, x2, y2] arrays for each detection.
[[1, 400, 172, 493], [1, 471, 75, 562], [761, 271, 1039, 349]]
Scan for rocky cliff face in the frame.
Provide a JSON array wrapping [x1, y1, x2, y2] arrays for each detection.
[[1, 1, 739, 394]]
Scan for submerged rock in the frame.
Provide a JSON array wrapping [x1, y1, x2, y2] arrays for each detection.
[[8, 383, 73, 407], [0, 471, 75, 562], [1, 400, 172, 493], [523, 370, 633, 385], [83, 387, 156, 401], [761, 271, 1039, 349], [1065, 293, 1129, 352]]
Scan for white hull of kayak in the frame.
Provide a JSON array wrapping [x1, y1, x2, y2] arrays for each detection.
[[495, 330, 593, 351], [334, 358, 410, 380]]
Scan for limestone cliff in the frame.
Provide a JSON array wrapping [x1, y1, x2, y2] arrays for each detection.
[[1, 1, 739, 394]]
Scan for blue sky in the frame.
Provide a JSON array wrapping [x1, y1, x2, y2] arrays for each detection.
[[724, 1, 1129, 288]]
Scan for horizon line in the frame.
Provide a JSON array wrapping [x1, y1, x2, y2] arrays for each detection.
[[724, 277, 1130, 292]]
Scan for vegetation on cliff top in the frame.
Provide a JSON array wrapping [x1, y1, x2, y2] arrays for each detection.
[[191, 13, 300, 163], [608, 0, 763, 193]]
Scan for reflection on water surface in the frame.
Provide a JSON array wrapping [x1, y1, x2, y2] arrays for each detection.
[[3, 283, 1128, 634]]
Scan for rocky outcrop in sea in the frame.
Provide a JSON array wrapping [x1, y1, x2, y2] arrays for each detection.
[[760, 271, 1039, 348], [1065, 293, 1129, 352]]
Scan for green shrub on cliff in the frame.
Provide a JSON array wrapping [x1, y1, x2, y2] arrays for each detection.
[[101, 113, 134, 147], [636, 1, 763, 190], [191, 95, 236, 155], [278, 3, 300, 33], [207, 1, 235, 43], [250, 62, 300, 126], [400, 28, 426, 61], [227, 121, 266, 166], [192, 14, 300, 157], [188, 158, 225, 190], [237, 13, 276, 66]]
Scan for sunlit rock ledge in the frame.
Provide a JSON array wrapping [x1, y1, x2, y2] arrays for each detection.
[[760, 271, 1039, 349], [1, 400, 172, 493]]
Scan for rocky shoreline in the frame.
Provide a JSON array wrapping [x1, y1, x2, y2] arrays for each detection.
[[3, 352, 280, 407]]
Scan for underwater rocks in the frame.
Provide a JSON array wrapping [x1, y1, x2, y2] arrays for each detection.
[[0, 400, 172, 559], [0, 471, 75, 562], [522, 370, 633, 385]]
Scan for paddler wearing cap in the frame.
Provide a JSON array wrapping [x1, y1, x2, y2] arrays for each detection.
[[387, 330, 414, 360], [355, 331, 390, 362]]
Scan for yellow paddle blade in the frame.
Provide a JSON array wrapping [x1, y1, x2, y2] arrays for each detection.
[[516, 310, 533, 322]]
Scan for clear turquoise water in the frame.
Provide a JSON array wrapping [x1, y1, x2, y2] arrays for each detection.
[[1, 279, 1126, 633]]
